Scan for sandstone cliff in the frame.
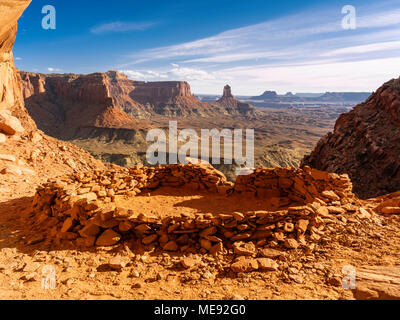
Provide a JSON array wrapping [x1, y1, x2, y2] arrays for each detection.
[[0, 0, 104, 200], [302, 77, 400, 199], [0, 0, 36, 133], [20, 71, 258, 139]]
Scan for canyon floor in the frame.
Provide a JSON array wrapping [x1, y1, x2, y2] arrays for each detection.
[[71, 104, 342, 181]]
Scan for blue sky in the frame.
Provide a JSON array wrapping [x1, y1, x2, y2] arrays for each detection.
[[14, 0, 400, 94]]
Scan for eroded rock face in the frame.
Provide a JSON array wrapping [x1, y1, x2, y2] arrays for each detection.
[[0, 1, 105, 199], [0, 0, 35, 134], [302, 78, 400, 199]]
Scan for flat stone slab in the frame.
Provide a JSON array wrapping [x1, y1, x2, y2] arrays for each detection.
[[353, 266, 400, 300]]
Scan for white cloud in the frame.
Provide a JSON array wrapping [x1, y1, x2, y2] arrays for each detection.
[[116, 2, 400, 94], [169, 65, 215, 81], [47, 67, 62, 72], [15, 57, 22, 61], [125, 7, 393, 65], [91, 21, 156, 34], [321, 40, 400, 57], [120, 64, 216, 82]]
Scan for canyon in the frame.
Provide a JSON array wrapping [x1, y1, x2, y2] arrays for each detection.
[[20, 70, 257, 139], [19, 70, 333, 179], [0, 0, 400, 301]]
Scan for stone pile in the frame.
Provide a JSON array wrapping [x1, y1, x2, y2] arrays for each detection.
[[30, 164, 366, 259], [234, 166, 355, 204]]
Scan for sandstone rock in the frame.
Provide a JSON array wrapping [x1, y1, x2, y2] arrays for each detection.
[[95, 229, 121, 246], [108, 256, 130, 271], [181, 256, 199, 269], [358, 208, 372, 219], [327, 206, 346, 214], [79, 223, 101, 238], [227, 294, 245, 300], [119, 221, 133, 232], [381, 207, 400, 214], [60, 218, 74, 233], [232, 212, 245, 221], [199, 226, 217, 238], [0, 110, 24, 135], [59, 232, 78, 240], [231, 233, 252, 241], [30, 132, 42, 143], [114, 207, 132, 219], [328, 276, 342, 287], [84, 236, 97, 247], [231, 258, 259, 273], [321, 191, 340, 201], [1, 164, 35, 176], [77, 192, 97, 202], [310, 169, 329, 181], [0, 133, 5, 144], [257, 258, 279, 271], [27, 234, 45, 245], [353, 266, 400, 300], [316, 206, 330, 217], [142, 234, 158, 245], [288, 206, 312, 215], [163, 241, 179, 252], [296, 219, 309, 234], [259, 248, 285, 259], [273, 232, 285, 242], [0, 154, 16, 162], [233, 242, 257, 256], [284, 239, 299, 249], [200, 239, 212, 251], [210, 242, 224, 255], [135, 224, 151, 233]]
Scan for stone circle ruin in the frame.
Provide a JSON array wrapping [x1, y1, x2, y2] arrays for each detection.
[[30, 163, 359, 258]]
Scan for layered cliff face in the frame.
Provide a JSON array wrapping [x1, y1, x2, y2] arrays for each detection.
[[20, 71, 138, 137], [302, 77, 400, 199], [0, 0, 104, 200], [104, 71, 199, 118], [20, 71, 258, 139]]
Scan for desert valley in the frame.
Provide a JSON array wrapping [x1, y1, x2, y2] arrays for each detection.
[[0, 0, 400, 301]]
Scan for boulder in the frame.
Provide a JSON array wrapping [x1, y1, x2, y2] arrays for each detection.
[[0, 110, 24, 135], [231, 258, 259, 273], [95, 229, 121, 246], [257, 258, 279, 271]]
